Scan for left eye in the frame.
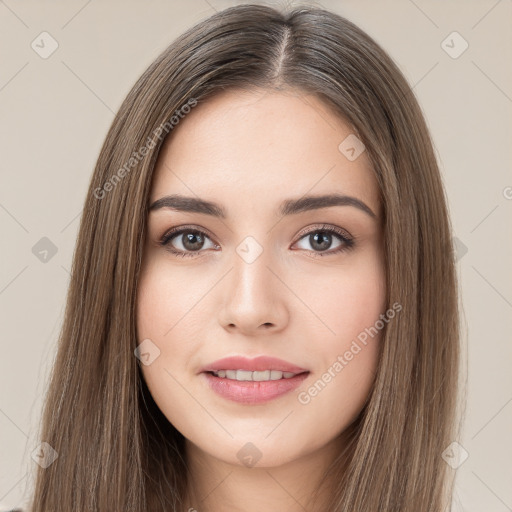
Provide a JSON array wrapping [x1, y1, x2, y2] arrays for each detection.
[[293, 227, 353, 254]]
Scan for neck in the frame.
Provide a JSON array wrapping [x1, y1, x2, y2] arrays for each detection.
[[182, 433, 351, 512]]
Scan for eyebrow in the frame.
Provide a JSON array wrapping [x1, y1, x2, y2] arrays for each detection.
[[149, 193, 376, 219]]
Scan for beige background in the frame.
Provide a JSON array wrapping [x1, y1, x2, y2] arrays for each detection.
[[1, 0, 511, 510]]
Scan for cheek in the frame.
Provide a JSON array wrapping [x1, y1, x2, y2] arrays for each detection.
[[294, 251, 386, 350], [333, 269, 386, 345], [136, 257, 211, 345], [135, 260, 203, 423], [137, 259, 187, 335], [293, 251, 386, 411]]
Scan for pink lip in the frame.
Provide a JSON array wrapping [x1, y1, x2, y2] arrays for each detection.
[[200, 355, 308, 373], [200, 355, 309, 404], [201, 372, 309, 404]]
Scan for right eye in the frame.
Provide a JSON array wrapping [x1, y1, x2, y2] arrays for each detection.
[[160, 226, 219, 258]]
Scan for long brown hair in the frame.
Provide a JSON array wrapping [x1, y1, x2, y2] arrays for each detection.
[[28, 4, 462, 511]]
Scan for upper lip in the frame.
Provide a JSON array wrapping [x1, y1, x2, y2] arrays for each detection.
[[201, 355, 308, 374]]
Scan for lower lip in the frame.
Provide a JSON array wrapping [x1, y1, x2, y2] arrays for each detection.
[[201, 371, 310, 404]]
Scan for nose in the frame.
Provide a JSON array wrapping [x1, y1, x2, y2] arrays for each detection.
[[217, 244, 289, 336]]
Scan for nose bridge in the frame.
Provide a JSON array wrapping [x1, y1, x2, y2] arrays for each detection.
[[218, 233, 285, 331], [232, 235, 274, 305]]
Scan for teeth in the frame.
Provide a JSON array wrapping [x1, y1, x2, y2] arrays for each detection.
[[225, 370, 237, 379], [212, 369, 299, 381], [252, 370, 270, 381]]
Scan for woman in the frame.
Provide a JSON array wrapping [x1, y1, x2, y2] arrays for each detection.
[[27, 4, 462, 511]]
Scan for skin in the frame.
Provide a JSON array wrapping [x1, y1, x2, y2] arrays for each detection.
[[136, 87, 386, 512]]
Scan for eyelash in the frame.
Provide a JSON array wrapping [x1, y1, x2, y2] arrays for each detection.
[[158, 224, 355, 259]]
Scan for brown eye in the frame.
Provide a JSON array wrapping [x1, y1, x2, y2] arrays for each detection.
[[293, 225, 354, 256], [160, 227, 218, 258]]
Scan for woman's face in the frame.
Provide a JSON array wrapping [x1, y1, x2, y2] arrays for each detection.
[[137, 87, 386, 468]]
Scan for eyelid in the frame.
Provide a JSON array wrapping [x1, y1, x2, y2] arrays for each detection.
[[160, 224, 218, 245], [294, 223, 353, 241]]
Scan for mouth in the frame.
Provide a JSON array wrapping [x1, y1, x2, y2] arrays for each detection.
[[208, 369, 303, 380], [199, 355, 310, 404], [201, 368, 310, 404]]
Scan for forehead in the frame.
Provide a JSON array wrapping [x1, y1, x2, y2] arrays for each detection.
[[150, 88, 380, 218]]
